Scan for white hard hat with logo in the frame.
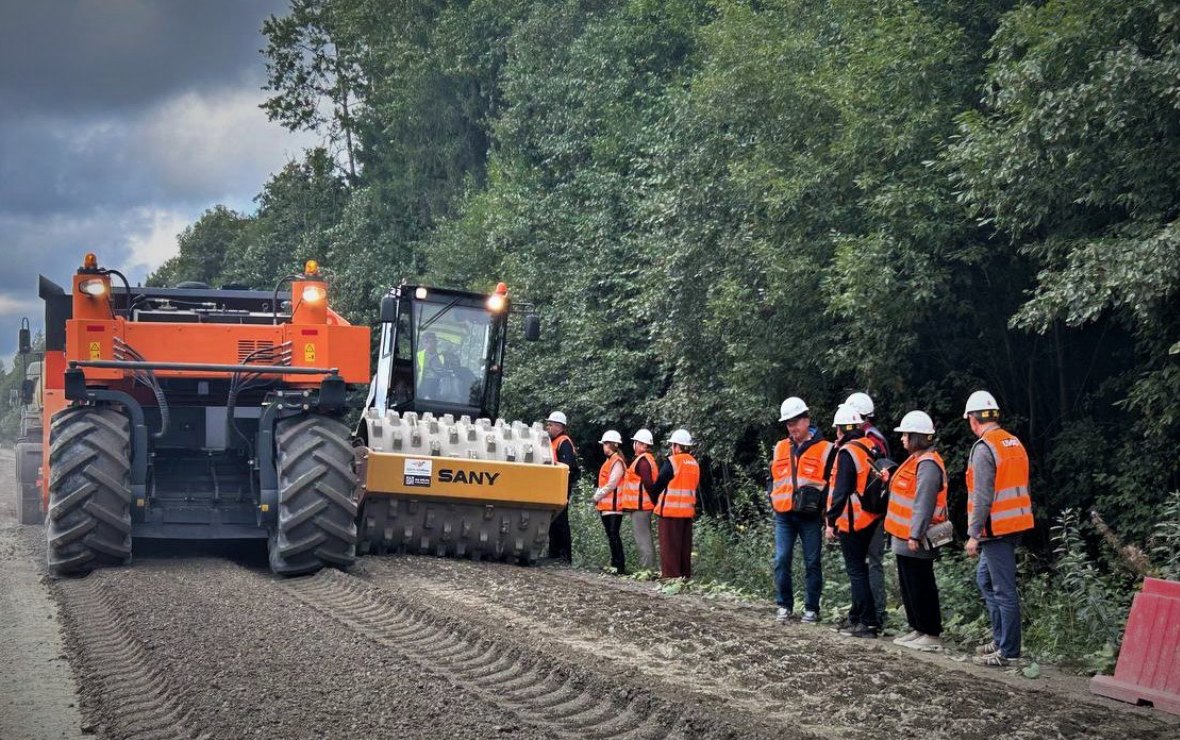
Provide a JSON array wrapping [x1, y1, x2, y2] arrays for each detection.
[[962, 391, 1000, 419], [894, 410, 935, 435], [546, 411, 568, 426], [631, 428, 654, 446], [779, 396, 809, 422], [845, 392, 875, 418], [669, 429, 694, 447], [832, 404, 864, 427], [598, 430, 623, 444]]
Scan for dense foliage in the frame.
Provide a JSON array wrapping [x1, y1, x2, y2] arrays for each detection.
[[149, 1, 1179, 557]]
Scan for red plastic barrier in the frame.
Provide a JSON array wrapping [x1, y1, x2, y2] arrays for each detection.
[[1090, 577, 1180, 715]]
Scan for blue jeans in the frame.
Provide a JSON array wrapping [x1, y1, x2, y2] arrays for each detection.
[[774, 512, 823, 612], [977, 538, 1022, 658]]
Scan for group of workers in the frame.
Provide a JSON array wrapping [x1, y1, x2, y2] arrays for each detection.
[[541, 411, 700, 579], [543, 388, 1033, 669]]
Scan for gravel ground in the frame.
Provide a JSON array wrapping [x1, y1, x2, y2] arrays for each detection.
[[6, 444, 1178, 739], [0, 448, 86, 740]]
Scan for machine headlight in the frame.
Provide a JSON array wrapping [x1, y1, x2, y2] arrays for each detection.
[[487, 293, 507, 312], [302, 284, 327, 304], [79, 278, 107, 297], [414, 287, 428, 300]]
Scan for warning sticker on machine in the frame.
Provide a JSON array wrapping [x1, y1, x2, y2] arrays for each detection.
[[403, 458, 433, 487]]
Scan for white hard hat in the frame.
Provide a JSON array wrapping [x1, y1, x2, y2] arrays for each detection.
[[631, 428, 654, 446], [779, 396, 809, 422], [832, 404, 864, 427], [598, 429, 623, 444], [669, 429, 694, 447], [894, 410, 935, 435], [546, 411, 568, 426], [962, 391, 1000, 419], [845, 392, 875, 417]]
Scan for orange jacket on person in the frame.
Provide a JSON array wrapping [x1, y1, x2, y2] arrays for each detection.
[[595, 452, 626, 513], [620, 452, 657, 512], [770, 438, 833, 514], [656, 453, 699, 519], [829, 439, 881, 533], [885, 450, 947, 539], [967, 428, 1033, 537]]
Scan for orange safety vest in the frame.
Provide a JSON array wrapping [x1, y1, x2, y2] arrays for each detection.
[[596, 453, 626, 513], [966, 427, 1033, 537], [656, 453, 699, 519], [831, 441, 880, 533], [620, 452, 656, 512], [884, 450, 947, 540], [550, 434, 576, 464], [770, 438, 833, 513]]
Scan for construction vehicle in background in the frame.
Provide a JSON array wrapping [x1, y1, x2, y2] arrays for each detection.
[[35, 254, 369, 576], [13, 318, 45, 524], [355, 282, 568, 564]]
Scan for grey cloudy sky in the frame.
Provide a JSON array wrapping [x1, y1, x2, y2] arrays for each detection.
[[0, 0, 319, 361]]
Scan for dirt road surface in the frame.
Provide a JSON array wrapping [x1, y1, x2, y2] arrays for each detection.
[[3, 446, 1178, 739]]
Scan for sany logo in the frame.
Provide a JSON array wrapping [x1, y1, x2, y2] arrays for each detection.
[[439, 469, 501, 485]]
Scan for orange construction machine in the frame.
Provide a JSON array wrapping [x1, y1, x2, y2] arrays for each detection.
[[34, 253, 369, 576]]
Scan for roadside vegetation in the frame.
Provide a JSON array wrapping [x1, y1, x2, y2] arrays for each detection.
[[61, 0, 1180, 669]]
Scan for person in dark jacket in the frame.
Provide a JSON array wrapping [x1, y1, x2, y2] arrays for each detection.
[[826, 404, 884, 638], [545, 410, 579, 563], [845, 391, 889, 628]]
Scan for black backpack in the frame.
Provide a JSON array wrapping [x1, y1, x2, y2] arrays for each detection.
[[847, 440, 896, 515]]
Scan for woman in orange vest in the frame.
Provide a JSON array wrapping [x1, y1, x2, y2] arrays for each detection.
[[591, 430, 628, 574], [648, 429, 699, 579], [620, 429, 658, 571], [885, 411, 947, 652], [825, 404, 883, 638], [963, 391, 1033, 667]]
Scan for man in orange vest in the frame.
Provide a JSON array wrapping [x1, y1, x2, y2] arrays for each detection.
[[826, 404, 884, 638], [545, 410, 579, 564], [621, 429, 658, 570], [648, 429, 699, 579], [770, 397, 833, 624], [963, 391, 1034, 667]]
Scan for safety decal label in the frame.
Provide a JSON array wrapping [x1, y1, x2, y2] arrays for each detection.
[[88, 341, 101, 360], [303, 343, 316, 362], [403, 458, 433, 488]]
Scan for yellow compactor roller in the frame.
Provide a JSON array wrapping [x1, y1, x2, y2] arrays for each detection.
[[355, 283, 568, 564]]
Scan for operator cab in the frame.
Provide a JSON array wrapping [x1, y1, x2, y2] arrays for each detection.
[[370, 283, 538, 422]]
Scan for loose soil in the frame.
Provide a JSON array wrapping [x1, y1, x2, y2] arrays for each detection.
[[5, 450, 1178, 738]]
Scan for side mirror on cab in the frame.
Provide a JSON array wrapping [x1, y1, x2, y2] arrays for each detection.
[[523, 313, 541, 341], [20, 379, 35, 405], [18, 325, 31, 355], [379, 295, 397, 324]]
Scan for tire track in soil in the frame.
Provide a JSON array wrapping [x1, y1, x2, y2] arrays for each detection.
[[52, 574, 207, 740], [358, 556, 1178, 740], [280, 568, 794, 740]]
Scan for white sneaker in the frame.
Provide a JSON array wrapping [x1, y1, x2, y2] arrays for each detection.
[[801, 610, 819, 624], [892, 630, 922, 646], [905, 634, 943, 652], [776, 607, 793, 623]]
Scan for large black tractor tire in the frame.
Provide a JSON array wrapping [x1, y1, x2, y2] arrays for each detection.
[[15, 442, 44, 524], [46, 407, 133, 576], [268, 414, 358, 577]]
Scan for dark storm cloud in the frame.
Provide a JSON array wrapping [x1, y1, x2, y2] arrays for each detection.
[[0, 0, 314, 363], [0, 0, 284, 118]]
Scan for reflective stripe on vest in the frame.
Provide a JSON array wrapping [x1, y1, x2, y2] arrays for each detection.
[[885, 450, 947, 540], [596, 453, 625, 512], [657, 453, 699, 518], [832, 442, 880, 533], [620, 452, 656, 512], [770, 438, 833, 513], [966, 428, 1033, 536]]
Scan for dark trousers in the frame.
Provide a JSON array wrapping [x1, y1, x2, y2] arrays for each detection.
[[600, 514, 626, 573], [978, 538, 1021, 657], [547, 506, 572, 563], [657, 517, 692, 579], [774, 512, 823, 613], [896, 554, 942, 636], [838, 519, 882, 629]]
